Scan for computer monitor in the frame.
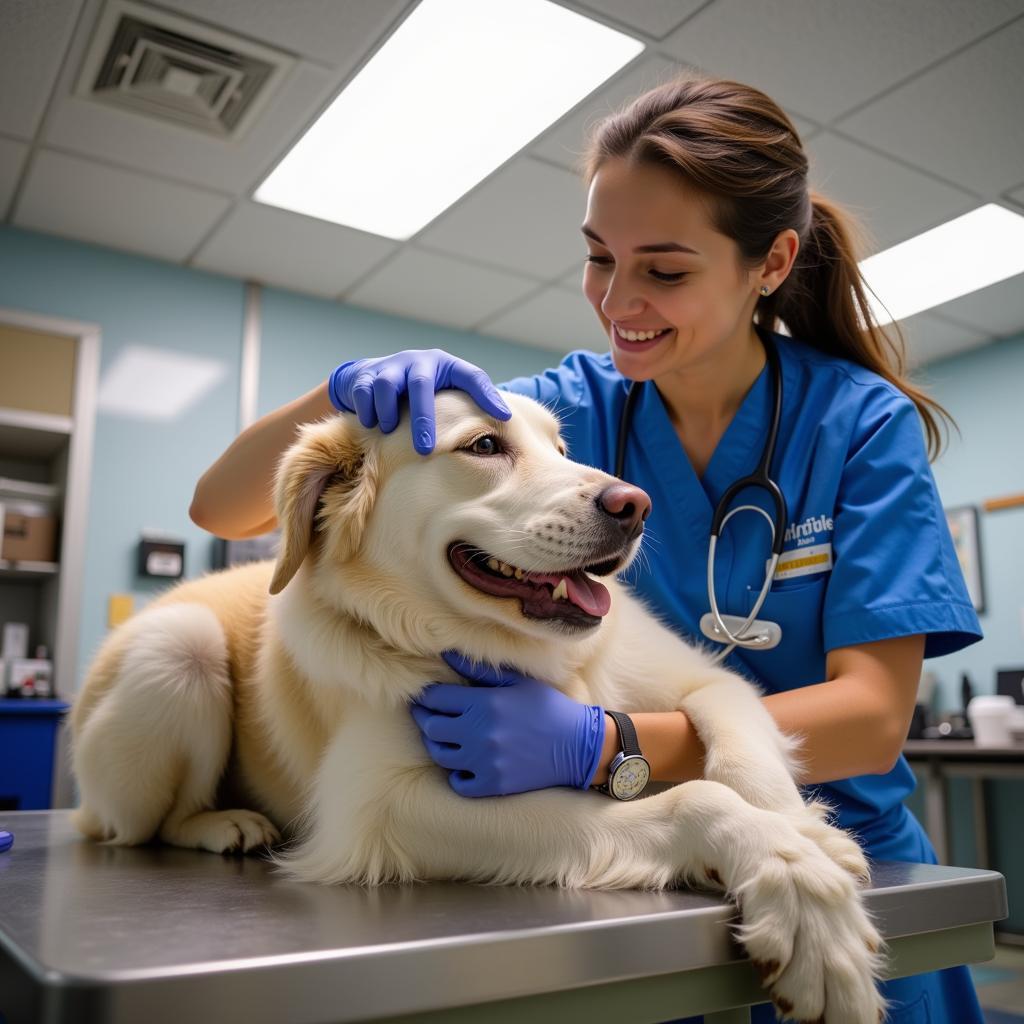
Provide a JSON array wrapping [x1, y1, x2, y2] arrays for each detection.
[[996, 668, 1024, 705]]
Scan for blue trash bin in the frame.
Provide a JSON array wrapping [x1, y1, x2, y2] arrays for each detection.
[[0, 699, 70, 809]]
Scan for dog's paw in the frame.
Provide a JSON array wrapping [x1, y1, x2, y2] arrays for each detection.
[[162, 809, 281, 855], [733, 821, 887, 1024], [788, 811, 872, 887]]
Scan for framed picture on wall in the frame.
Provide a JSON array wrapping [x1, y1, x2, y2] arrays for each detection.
[[945, 505, 985, 614]]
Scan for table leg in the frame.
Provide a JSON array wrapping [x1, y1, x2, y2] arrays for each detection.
[[923, 756, 949, 864], [971, 776, 989, 869]]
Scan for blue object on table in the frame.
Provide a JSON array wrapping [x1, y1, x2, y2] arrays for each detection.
[[0, 699, 70, 810], [0, 830, 12, 853]]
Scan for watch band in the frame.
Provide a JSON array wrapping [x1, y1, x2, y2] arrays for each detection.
[[606, 710, 640, 757]]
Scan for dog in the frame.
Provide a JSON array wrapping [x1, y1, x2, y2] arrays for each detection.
[[70, 390, 888, 1022]]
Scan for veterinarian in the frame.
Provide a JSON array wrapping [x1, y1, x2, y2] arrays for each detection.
[[192, 74, 984, 1024]]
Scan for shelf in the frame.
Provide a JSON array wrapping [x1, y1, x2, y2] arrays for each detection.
[[0, 407, 73, 461], [0, 477, 61, 504], [0, 559, 59, 579]]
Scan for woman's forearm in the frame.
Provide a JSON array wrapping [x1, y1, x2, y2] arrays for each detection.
[[592, 674, 898, 788], [190, 379, 336, 539]]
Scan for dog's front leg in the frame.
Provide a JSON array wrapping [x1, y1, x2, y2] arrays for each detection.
[[603, 595, 808, 815], [604, 596, 871, 882]]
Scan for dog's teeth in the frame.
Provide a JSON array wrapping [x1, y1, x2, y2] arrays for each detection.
[[514, 568, 525, 580], [499, 562, 514, 577], [487, 557, 501, 572], [551, 578, 569, 601]]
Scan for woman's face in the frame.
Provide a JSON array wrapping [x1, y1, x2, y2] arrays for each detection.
[[581, 157, 761, 381]]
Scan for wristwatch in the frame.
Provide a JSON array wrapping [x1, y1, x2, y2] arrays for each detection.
[[594, 710, 651, 800]]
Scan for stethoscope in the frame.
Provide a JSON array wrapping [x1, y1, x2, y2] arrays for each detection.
[[615, 333, 788, 664]]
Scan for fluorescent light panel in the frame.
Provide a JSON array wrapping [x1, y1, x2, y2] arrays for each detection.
[[861, 203, 1024, 326], [254, 0, 644, 239]]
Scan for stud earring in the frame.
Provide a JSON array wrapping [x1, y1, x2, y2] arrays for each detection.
[[760, 286, 770, 295]]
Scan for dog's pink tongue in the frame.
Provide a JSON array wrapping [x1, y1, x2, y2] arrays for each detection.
[[530, 571, 611, 617], [566, 573, 612, 617]]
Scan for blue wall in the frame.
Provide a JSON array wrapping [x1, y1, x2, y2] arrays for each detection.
[[908, 335, 1024, 933], [0, 225, 245, 686], [920, 336, 1024, 710], [258, 285, 559, 417], [0, 225, 565, 690]]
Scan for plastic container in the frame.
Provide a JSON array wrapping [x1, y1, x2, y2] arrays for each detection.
[[1009, 705, 1024, 745], [0, 699, 70, 809], [966, 694, 1015, 747]]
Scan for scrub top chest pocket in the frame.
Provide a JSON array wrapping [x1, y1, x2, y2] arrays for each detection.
[[741, 575, 829, 689]]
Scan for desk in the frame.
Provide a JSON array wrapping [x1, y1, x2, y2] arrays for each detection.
[[0, 811, 1008, 1024], [903, 740, 1024, 869]]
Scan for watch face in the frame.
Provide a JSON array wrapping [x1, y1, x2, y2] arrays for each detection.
[[612, 755, 651, 799]]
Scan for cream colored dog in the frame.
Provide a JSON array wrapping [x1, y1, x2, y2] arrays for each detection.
[[71, 391, 888, 1023]]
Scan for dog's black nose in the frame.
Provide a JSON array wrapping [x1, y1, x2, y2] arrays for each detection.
[[596, 483, 651, 540]]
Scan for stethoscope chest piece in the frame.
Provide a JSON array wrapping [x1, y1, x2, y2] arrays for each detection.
[[698, 612, 782, 651]]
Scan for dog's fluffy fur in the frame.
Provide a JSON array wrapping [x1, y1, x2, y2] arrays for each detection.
[[71, 391, 888, 1022]]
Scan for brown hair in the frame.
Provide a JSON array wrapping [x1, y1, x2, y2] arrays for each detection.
[[581, 72, 953, 460]]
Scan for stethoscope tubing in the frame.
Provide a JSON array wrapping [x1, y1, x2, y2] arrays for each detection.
[[615, 333, 788, 663]]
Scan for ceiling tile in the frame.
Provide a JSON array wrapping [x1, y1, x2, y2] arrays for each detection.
[[1008, 181, 1024, 210], [531, 53, 683, 170], [899, 311, 993, 368], [568, 0, 703, 40], [192, 200, 397, 297], [416, 157, 588, 279], [345, 248, 539, 331], [925, 273, 1024, 342], [658, 0, 1024, 124], [835, 17, 1024, 196], [0, 136, 30, 219], [532, 48, 817, 173], [12, 148, 230, 262], [478, 286, 606, 353], [0, 0, 82, 139], [161, 0, 412, 68], [806, 132, 978, 254]]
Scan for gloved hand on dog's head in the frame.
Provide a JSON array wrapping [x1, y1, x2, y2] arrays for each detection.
[[410, 650, 606, 798], [328, 349, 512, 455]]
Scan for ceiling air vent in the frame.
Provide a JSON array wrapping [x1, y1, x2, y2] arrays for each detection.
[[75, 0, 294, 139]]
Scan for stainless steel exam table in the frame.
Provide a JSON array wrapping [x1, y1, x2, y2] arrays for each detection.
[[0, 811, 1008, 1024]]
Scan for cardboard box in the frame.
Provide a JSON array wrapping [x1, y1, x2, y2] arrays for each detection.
[[0, 501, 58, 563]]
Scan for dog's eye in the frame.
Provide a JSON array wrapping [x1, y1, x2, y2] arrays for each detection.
[[468, 435, 502, 456]]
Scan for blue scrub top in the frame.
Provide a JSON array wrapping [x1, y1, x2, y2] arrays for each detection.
[[498, 324, 982, 837]]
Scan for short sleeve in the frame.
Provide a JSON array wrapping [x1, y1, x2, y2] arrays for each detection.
[[497, 353, 586, 418], [497, 351, 609, 466], [822, 388, 982, 659]]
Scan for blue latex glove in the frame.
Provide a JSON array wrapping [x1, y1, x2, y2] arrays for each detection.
[[328, 349, 511, 455], [410, 650, 606, 798]]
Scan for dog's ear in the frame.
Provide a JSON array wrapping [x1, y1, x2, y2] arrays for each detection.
[[269, 416, 378, 595]]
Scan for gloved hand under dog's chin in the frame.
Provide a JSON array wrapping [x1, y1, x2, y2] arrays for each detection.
[[408, 650, 606, 798]]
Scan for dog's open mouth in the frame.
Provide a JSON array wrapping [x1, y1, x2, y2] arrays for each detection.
[[447, 542, 617, 627]]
